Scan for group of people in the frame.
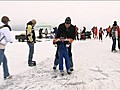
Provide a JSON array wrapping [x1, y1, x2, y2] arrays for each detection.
[[91, 24, 120, 52], [0, 16, 76, 79], [0, 15, 120, 79]]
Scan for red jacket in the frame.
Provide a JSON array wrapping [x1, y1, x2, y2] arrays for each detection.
[[117, 26, 120, 37]]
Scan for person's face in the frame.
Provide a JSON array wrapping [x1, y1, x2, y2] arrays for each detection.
[[32, 20, 36, 27], [32, 23, 36, 27], [60, 37, 65, 42], [65, 23, 70, 29]]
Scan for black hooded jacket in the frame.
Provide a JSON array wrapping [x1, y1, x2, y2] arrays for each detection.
[[56, 23, 76, 40]]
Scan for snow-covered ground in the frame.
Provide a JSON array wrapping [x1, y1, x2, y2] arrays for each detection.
[[0, 31, 120, 90]]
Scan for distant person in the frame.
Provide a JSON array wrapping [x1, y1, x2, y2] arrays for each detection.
[[91, 26, 95, 38], [0, 16, 12, 80], [111, 21, 119, 52], [53, 17, 76, 71], [53, 27, 58, 38], [94, 26, 98, 39], [38, 28, 43, 39], [80, 26, 86, 40], [44, 28, 48, 38], [26, 19, 37, 66], [75, 25, 79, 40], [99, 27, 104, 41], [106, 25, 111, 38]]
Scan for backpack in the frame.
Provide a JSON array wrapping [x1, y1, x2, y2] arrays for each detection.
[[110, 26, 117, 38]]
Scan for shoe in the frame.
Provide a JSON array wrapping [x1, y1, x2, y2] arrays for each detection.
[[32, 61, 36, 66], [111, 50, 117, 53], [70, 67, 74, 71], [67, 70, 72, 75], [28, 64, 35, 67], [28, 61, 36, 67], [53, 65, 57, 70], [28, 64, 34, 67], [60, 70, 64, 76], [4, 75, 12, 80]]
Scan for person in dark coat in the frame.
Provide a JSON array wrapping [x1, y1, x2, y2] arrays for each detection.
[[53, 17, 76, 71], [111, 21, 118, 52], [99, 27, 104, 41]]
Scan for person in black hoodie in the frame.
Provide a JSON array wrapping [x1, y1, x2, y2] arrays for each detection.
[[53, 17, 76, 71]]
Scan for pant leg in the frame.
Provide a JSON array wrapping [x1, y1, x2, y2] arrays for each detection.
[[68, 44, 73, 68], [118, 37, 120, 49], [63, 50, 70, 70], [101, 35, 103, 41], [27, 43, 34, 64], [0, 49, 10, 78], [99, 35, 102, 41], [54, 46, 59, 66], [69, 56, 73, 68], [112, 37, 116, 51], [106, 32, 108, 37], [99, 35, 100, 40], [59, 49, 64, 71], [3, 54, 10, 78], [0, 49, 4, 65]]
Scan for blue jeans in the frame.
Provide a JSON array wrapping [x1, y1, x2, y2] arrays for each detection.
[[27, 43, 34, 64], [0, 49, 10, 78], [54, 44, 73, 68], [59, 42, 70, 71], [112, 37, 116, 51]]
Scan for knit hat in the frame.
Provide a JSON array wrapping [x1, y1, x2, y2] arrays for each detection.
[[113, 21, 117, 26], [65, 17, 71, 24]]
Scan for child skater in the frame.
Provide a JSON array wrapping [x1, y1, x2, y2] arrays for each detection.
[[54, 33, 71, 76]]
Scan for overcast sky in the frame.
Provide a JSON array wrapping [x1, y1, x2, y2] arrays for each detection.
[[0, 1, 120, 30]]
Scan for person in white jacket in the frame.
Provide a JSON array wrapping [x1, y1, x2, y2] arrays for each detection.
[[0, 16, 12, 80]]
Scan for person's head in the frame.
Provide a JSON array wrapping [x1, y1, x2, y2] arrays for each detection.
[[31, 19, 36, 26], [1, 16, 10, 24], [113, 21, 117, 26], [65, 17, 71, 28]]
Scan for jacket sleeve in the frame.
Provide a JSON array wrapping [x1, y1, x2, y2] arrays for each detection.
[[69, 26, 76, 40], [72, 26, 76, 40]]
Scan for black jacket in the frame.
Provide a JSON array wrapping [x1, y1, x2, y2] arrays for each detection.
[[56, 23, 76, 40]]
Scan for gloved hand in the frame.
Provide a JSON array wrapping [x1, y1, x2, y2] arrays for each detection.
[[67, 38, 73, 44], [53, 38, 58, 44]]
